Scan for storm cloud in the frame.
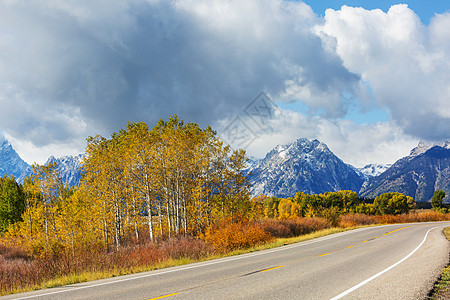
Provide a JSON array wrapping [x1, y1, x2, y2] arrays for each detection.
[[0, 1, 449, 165], [0, 1, 358, 150]]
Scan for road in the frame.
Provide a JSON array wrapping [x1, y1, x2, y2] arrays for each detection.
[[4, 222, 450, 300]]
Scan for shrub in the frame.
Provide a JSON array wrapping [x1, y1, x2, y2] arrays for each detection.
[[0, 235, 215, 295], [202, 219, 272, 252], [339, 214, 379, 227], [158, 236, 213, 260], [315, 207, 341, 227], [373, 211, 450, 224], [258, 217, 330, 238], [257, 218, 292, 238]]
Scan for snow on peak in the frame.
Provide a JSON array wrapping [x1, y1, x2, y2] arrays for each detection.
[[410, 141, 450, 157], [358, 163, 391, 178], [275, 144, 286, 152]]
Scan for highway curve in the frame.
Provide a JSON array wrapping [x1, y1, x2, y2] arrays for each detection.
[[4, 222, 450, 300]]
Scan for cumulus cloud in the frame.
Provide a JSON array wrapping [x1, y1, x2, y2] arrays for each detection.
[[316, 4, 450, 141], [0, 0, 360, 164]]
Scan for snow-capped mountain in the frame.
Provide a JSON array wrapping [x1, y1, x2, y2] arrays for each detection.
[[358, 164, 391, 178], [245, 156, 260, 171], [247, 138, 365, 198], [409, 141, 450, 157], [359, 141, 450, 202], [0, 135, 31, 180], [45, 154, 84, 187], [17, 154, 83, 188], [0, 135, 83, 187]]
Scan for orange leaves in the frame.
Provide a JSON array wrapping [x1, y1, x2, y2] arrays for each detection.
[[202, 219, 272, 252]]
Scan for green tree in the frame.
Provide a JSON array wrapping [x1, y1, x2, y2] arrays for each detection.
[[263, 197, 280, 218], [0, 175, 25, 234], [430, 190, 446, 211], [373, 192, 413, 215]]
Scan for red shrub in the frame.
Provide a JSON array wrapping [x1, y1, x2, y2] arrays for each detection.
[[339, 214, 379, 227], [258, 219, 292, 238], [258, 217, 330, 238], [202, 219, 272, 252]]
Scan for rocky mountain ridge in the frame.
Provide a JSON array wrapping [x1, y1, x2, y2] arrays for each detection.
[[247, 138, 365, 197], [0, 135, 82, 187], [359, 142, 450, 201], [1, 135, 448, 201], [0, 135, 30, 181]]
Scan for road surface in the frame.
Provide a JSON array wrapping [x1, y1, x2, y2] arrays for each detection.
[[4, 222, 450, 300]]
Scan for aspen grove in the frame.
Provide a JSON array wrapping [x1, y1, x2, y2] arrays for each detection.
[[7, 116, 251, 255]]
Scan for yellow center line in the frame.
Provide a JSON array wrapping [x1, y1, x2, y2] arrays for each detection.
[[383, 226, 412, 236], [261, 265, 284, 272], [148, 293, 179, 300], [321, 226, 414, 258]]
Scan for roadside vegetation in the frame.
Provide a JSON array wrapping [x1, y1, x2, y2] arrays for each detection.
[[2, 210, 449, 296], [429, 227, 450, 299], [1, 116, 449, 296]]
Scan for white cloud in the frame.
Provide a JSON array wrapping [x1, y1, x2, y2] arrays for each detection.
[[316, 5, 450, 141], [240, 109, 418, 167]]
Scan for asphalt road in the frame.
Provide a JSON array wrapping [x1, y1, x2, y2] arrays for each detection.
[[4, 222, 450, 300]]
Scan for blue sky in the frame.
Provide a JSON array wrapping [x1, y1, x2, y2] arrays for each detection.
[[0, 0, 449, 167]]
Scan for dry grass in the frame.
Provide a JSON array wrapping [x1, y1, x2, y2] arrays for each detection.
[[0, 236, 213, 296]]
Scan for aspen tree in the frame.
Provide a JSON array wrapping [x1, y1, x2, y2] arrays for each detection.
[[31, 162, 63, 246]]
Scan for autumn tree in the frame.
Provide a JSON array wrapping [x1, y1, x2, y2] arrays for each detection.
[[77, 115, 252, 247], [278, 198, 301, 219]]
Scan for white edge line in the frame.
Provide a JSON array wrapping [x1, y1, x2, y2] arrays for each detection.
[[330, 225, 440, 300], [14, 223, 448, 299], [14, 228, 370, 299]]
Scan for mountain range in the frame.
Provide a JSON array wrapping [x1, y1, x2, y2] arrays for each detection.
[[0, 135, 82, 187], [247, 138, 364, 197], [359, 141, 450, 202], [247, 139, 449, 201], [0, 136, 30, 182], [0, 135, 448, 201]]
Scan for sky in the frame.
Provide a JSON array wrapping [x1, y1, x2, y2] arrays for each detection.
[[0, 0, 449, 167]]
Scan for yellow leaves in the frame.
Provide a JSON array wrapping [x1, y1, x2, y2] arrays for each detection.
[[277, 198, 301, 219]]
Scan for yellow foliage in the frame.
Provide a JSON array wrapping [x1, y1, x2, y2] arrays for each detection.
[[278, 199, 301, 219]]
